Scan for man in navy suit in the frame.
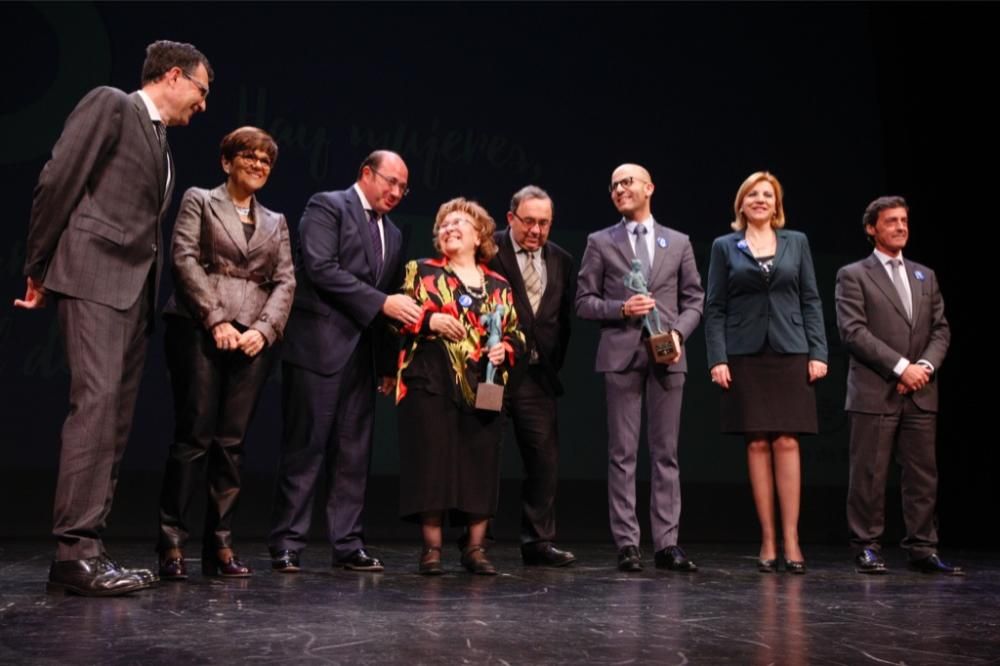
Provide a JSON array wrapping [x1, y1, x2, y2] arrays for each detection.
[[835, 196, 960, 575], [268, 150, 421, 572]]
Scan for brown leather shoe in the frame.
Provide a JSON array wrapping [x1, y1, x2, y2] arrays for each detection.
[[418, 546, 444, 576], [158, 552, 188, 581], [202, 551, 252, 577], [461, 545, 497, 576], [47, 557, 150, 597]]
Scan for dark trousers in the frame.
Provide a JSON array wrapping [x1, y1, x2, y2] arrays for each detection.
[[847, 399, 939, 559], [507, 367, 561, 545], [53, 288, 151, 560], [158, 316, 274, 552], [268, 341, 375, 559]]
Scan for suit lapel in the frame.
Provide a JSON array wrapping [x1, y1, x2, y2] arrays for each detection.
[[611, 221, 634, 268], [773, 229, 790, 272], [649, 221, 671, 287], [129, 93, 166, 201], [346, 188, 378, 282], [248, 199, 278, 256], [864, 254, 910, 323], [496, 231, 534, 326], [209, 185, 250, 257], [540, 243, 561, 313], [378, 215, 400, 289], [904, 259, 923, 324]]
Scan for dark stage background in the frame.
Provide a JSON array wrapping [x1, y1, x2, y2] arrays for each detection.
[[1, 2, 994, 548]]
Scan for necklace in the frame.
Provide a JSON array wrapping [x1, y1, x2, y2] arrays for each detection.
[[745, 230, 775, 257], [450, 262, 487, 299], [234, 202, 251, 217]]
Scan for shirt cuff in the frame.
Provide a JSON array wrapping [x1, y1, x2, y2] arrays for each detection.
[[892, 358, 910, 377]]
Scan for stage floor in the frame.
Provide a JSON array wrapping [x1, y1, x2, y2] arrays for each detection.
[[1, 542, 997, 664]]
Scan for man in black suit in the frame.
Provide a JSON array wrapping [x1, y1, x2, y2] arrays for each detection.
[[15, 40, 212, 596], [268, 150, 421, 573], [488, 185, 576, 566]]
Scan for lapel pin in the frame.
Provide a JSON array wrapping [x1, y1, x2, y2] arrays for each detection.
[[657, 236, 667, 248], [737, 239, 748, 250], [914, 270, 926, 281], [458, 294, 473, 308]]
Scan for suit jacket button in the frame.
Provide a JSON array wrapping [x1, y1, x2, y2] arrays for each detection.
[[151, 243, 158, 253]]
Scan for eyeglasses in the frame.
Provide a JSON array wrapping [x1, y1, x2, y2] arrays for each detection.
[[370, 168, 410, 197], [181, 70, 210, 99], [236, 151, 272, 168], [511, 211, 551, 229], [609, 176, 649, 193], [438, 217, 474, 232]]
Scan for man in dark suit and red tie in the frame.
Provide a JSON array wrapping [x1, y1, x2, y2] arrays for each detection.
[[835, 195, 961, 575], [487, 185, 577, 566], [15, 40, 213, 596], [268, 150, 422, 573], [576, 164, 704, 573]]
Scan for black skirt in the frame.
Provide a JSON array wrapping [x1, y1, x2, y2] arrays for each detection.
[[397, 388, 504, 524], [720, 346, 818, 435]]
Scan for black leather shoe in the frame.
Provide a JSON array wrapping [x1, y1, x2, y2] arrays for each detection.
[[855, 548, 888, 574], [202, 552, 252, 577], [783, 558, 807, 575], [336, 548, 384, 572], [47, 557, 150, 597], [103, 556, 159, 585], [158, 554, 188, 581], [909, 553, 964, 576], [617, 545, 643, 572], [521, 543, 576, 567], [461, 545, 497, 575], [758, 559, 778, 573], [654, 545, 698, 572], [419, 546, 444, 576], [271, 549, 301, 573]]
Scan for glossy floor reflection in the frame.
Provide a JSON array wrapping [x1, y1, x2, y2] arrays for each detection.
[[1, 542, 997, 664]]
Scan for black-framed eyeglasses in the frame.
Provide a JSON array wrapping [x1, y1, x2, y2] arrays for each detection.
[[511, 211, 552, 229], [236, 151, 272, 168], [609, 176, 648, 193], [370, 168, 410, 197], [181, 70, 210, 99]]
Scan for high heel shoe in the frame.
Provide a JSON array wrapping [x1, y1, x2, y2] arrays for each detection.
[[783, 558, 807, 575], [418, 546, 444, 576], [757, 559, 778, 573], [202, 551, 252, 577]]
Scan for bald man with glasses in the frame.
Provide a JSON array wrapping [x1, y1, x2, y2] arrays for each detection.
[[576, 163, 704, 573]]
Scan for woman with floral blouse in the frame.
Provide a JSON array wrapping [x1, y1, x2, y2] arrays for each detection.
[[396, 197, 525, 576]]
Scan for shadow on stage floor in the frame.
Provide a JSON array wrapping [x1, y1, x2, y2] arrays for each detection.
[[1, 541, 997, 664]]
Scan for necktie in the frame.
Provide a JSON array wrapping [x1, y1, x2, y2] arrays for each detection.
[[367, 209, 384, 278], [153, 120, 168, 175], [890, 259, 911, 320], [633, 224, 651, 280], [521, 250, 542, 314]]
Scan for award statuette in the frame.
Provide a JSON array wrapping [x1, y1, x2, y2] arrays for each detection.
[[475, 305, 506, 412], [624, 259, 677, 364]]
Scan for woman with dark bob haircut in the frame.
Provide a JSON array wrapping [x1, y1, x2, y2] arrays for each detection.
[[395, 197, 525, 575], [157, 126, 295, 579]]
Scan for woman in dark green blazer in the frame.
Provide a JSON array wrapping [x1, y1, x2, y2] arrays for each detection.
[[705, 172, 828, 574]]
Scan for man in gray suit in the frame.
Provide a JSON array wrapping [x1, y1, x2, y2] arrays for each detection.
[[576, 164, 704, 572], [15, 40, 212, 596], [835, 195, 961, 575]]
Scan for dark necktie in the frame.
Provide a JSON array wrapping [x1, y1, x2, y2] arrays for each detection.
[[890, 259, 912, 320], [367, 209, 384, 278], [633, 224, 651, 280], [153, 120, 168, 176], [520, 250, 542, 314]]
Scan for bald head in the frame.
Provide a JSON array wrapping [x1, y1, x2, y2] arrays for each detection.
[[610, 163, 655, 221]]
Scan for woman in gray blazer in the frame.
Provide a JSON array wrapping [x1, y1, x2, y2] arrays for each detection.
[[157, 127, 295, 579], [705, 172, 827, 574]]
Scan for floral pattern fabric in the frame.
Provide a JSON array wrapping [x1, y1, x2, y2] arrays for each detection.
[[396, 258, 525, 406]]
